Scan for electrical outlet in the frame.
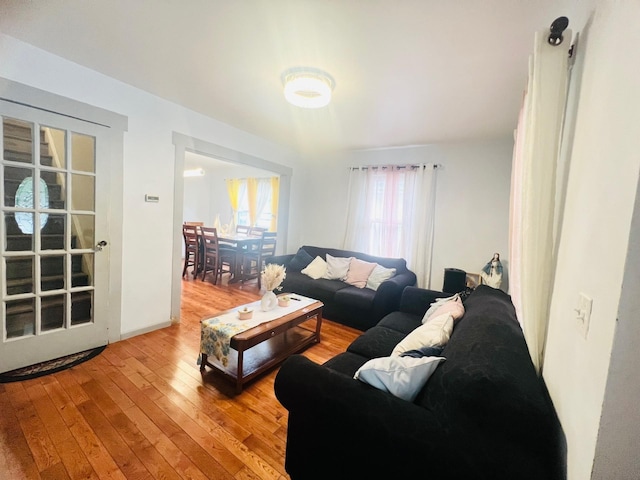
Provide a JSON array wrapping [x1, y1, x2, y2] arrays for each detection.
[[575, 293, 592, 339]]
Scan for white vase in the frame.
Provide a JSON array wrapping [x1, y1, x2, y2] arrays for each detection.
[[261, 290, 278, 311]]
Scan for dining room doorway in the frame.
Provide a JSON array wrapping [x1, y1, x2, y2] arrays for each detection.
[[170, 133, 292, 323]]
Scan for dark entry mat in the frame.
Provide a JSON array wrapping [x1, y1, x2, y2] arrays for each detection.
[[0, 345, 106, 383]]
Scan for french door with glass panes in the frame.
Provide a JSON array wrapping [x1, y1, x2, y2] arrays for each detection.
[[0, 100, 110, 373]]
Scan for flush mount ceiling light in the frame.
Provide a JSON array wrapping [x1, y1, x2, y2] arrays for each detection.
[[282, 67, 335, 109]]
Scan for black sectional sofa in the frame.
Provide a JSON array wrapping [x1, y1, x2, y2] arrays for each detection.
[[274, 285, 565, 480], [266, 245, 417, 331]]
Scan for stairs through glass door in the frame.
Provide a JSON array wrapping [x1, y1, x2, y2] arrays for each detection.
[[3, 118, 92, 339]]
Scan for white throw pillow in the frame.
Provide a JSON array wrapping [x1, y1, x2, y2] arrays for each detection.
[[301, 256, 328, 280], [354, 356, 446, 402], [391, 313, 454, 356], [366, 265, 397, 290], [422, 294, 460, 323], [322, 254, 353, 280], [422, 296, 465, 325]]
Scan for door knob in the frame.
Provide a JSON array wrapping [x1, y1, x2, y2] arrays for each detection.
[[96, 240, 108, 251]]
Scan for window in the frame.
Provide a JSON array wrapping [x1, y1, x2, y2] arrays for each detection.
[[15, 177, 49, 234], [343, 165, 438, 287], [227, 177, 279, 230]]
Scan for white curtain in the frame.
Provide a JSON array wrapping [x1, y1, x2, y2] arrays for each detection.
[[509, 29, 572, 373], [343, 165, 438, 287], [255, 178, 272, 225]]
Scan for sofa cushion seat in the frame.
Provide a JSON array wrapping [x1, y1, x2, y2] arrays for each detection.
[[333, 285, 376, 311], [346, 326, 405, 359]]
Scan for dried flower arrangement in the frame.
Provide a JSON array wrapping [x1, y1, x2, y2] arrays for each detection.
[[261, 264, 286, 291]]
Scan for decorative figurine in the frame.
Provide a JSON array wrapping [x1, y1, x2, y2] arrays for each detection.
[[480, 253, 503, 289]]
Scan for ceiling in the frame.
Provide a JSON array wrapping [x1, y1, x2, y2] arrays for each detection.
[[0, 0, 588, 155]]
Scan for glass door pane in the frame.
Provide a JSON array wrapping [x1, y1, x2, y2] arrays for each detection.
[[2, 116, 97, 340]]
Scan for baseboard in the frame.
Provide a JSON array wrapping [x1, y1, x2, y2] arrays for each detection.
[[120, 320, 172, 340]]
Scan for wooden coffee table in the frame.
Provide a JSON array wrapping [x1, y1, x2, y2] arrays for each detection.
[[199, 297, 323, 393]]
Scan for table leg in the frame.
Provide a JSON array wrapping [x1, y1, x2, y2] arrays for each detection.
[[229, 250, 243, 283], [315, 313, 323, 343], [200, 353, 207, 372], [236, 348, 244, 393]]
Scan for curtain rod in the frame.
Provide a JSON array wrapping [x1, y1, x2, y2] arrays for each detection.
[[348, 164, 440, 171]]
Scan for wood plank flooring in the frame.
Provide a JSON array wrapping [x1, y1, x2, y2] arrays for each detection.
[[0, 272, 362, 479]]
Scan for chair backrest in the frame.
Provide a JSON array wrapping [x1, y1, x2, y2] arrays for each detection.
[[236, 225, 251, 234], [249, 226, 267, 236], [260, 232, 277, 258], [183, 224, 199, 248], [199, 226, 220, 253], [184, 221, 204, 226]]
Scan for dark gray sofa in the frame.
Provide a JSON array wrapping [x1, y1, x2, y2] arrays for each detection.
[[274, 285, 565, 480], [266, 245, 417, 331]]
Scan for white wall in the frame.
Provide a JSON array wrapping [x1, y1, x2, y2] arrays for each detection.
[[542, 1, 640, 479], [292, 141, 513, 290], [0, 34, 299, 337], [591, 175, 640, 479], [182, 174, 213, 225]]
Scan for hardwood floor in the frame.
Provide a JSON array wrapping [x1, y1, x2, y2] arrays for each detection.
[[0, 272, 361, 479]]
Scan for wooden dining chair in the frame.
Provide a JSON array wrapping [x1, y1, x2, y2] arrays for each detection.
[[182, 223, 200, 278], [200, 226, 235, 284], [241, 231, 277, 288], [258, 232, 278, 276], [236, 225, 251, 234]]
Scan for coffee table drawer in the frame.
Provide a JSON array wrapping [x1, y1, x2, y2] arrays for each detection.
[[231, 306, 321, 349]]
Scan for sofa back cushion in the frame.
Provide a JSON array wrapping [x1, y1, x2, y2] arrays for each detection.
[[414, 286, 561, 466], [300, 246, 408, 273], [288, 248, 315, 271]]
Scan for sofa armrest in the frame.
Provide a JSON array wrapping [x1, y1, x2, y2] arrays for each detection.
[[370, 270, 417, 321], [265, 253, 294, 268], [399, 286, 450, 317], [275, 354, 449, 478]]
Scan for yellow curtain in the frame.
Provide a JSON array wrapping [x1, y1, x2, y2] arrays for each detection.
[[226, 178, 241, 223], [270, 177, 279, 232], [247, 177, 258, 226]]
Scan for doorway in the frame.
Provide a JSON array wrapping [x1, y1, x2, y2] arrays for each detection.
[[171, 133, 292, 322]]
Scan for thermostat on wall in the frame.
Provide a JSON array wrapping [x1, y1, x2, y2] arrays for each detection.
[[145, 194, 159, 203]]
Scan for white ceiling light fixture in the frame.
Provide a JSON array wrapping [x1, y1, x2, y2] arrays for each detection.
[[282, 67, 335, 109], [183, 168, 205, 177]]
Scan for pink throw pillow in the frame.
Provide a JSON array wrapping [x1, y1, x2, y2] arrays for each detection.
[[345, 258, 378, 288], [427, 297, 465, 323]]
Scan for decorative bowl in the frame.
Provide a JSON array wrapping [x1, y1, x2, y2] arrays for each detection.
[[238, 307, 254, 320], [278, 296, 291, 307]]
